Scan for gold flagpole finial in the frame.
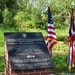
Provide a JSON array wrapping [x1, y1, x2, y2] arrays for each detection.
[[68, 66, 71, 72]]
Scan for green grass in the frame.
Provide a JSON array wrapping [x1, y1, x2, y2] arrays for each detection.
[[0, 47, 4, 56], [0, 26, 75, 74], [52, 41, 68, 70], [56, 29, 69, 41], [0, 47, 4, 72], [0, 56, 4, 72]]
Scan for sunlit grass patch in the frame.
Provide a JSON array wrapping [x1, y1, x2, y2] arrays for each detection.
[[53, 41, 69, 55], [0, 47, 4, 56], [56, 29, 68, 41]]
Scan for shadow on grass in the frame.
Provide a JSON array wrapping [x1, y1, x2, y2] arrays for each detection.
[[0, 56, 5, 72], [52, 54, 75, 75], [57, 35, 68, 41], [52, 54, 67, 70]]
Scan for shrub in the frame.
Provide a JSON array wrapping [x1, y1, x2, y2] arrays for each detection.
[[2, 8, 15, 27]]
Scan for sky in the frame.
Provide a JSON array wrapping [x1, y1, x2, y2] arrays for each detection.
[[48, 0, 51, 4]]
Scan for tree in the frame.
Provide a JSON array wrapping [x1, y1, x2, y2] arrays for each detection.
[[1, 0, 74, 29], [3, 8, 15, 26], [50, 0, 74, 29], [0, 0, 5, 23], [5, 0, 18, 11], [0, 0, 18, 24]]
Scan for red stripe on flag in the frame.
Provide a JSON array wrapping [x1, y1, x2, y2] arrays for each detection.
[[49, 41, 57, 50], [48, 26, 54, 29], [48, 32, 56, 35]]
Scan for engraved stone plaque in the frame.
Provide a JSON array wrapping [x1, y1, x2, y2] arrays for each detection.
[[4, 32, 54, 70]]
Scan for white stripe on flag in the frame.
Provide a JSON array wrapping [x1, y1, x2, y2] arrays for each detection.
[[69, 47, 72, 67], [47, 34, 56, 38], [45, 40, 48, 44], [71, 28, 75, 34], [48, 29, 55, 32], [48, 24, 54, 27], [73, 41, 75, 51]]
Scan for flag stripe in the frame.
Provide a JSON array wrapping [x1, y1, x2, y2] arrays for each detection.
[[48, 24, 54, 27], [48, 26, 54, 29], [48, 32, 56, 35], [48, 29, 55, 33], [47, 34, 56, 38], [49, 41, 57, 50], [46, 36, 57, 41]]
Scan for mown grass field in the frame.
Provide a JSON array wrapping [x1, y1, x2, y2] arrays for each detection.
[[0, 26, 75, 75]]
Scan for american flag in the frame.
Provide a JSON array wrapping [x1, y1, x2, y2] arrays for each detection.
[[45, 7, 57, 57], [68, 9, 75, 71]]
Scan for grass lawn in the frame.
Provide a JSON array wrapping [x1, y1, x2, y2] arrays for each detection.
[[0, 47, 4, 72], [0, 56, 4, 72], [52, 41, 68, 70]]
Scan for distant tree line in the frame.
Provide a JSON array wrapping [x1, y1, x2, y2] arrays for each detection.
[[0, 0, 74, 29]]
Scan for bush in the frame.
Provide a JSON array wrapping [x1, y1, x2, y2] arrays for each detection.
[[2, 8, 15, 26]]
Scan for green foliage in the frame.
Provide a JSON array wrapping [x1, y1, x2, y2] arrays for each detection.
[[5, 0, 18, 11], [1, 0, 74, 29], [2, 8, 15, 26], [0, 0, 18, 24], [14, 11, 25, 26], [0, 0, 5, 9], [50, 0, 73, 29], [31, 8, 42, 28], [0, 0, 5, 23], [0, 12, 3, 23]]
